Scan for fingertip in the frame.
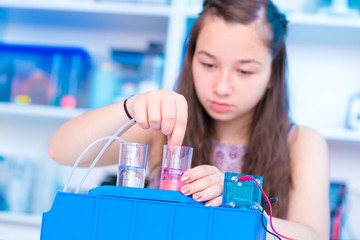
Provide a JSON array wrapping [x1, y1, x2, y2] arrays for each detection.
[[212, 196, 223, 207], [137, 121, 150, 130], [167, 135, 183, 146], [181, 174, 190, 183]]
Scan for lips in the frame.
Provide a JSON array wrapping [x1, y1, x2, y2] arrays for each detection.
[[211, 101, 231, 113]]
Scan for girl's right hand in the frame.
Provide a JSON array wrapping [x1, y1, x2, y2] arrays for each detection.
[[126, 89, 188, 146]]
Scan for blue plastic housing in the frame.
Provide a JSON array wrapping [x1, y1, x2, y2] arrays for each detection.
[[222, 172, 263, 210], [40, 186, 266, 240]]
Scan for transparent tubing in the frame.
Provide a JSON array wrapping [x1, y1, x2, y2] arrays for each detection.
[[63, 119, 136, 193], [63, 136, 125, 192], [75, 119, 136, 193]]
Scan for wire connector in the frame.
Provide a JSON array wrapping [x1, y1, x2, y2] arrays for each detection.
[[239, 176, 253, 181]]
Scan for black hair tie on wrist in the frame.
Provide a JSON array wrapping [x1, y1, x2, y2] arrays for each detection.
[[123, 98, 134, 121]]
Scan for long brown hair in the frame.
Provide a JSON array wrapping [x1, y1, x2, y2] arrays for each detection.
[[176, 0, 291, 218]]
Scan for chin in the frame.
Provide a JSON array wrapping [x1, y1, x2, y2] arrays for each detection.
[[207, 110, 232, 122]]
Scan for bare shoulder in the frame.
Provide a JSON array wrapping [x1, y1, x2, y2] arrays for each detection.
[[289, 125, 328, 162], [288, 125, 329, 187]]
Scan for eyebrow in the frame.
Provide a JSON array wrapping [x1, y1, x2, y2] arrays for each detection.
[[196, 50, 262, 65]]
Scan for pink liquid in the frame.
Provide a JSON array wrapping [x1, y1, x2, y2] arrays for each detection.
[[160, 167, 187, 191]]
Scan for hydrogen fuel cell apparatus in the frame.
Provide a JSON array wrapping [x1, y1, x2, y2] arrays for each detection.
[[40, 119, 268, 240], [40, 184, 267, 240]]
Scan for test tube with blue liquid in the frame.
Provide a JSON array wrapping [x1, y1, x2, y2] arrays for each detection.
[[160, 145, 193, 191], [117, 142, 148, 188]]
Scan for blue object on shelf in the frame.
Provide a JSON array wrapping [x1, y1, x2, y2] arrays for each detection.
[[90, 46, 164, 108], [329, 182, 347, 240], [0, 43, 91, 107], [222, 172, 263, 210], [40, 186, 266, 240], [0, 57, 13, 102], [346, 93, 360, 130]]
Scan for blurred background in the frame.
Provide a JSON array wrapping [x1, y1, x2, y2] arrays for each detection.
[[0, 0, 359, 239]]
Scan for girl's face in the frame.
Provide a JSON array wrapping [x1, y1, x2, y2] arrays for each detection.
[[192, 17, 272, 124]]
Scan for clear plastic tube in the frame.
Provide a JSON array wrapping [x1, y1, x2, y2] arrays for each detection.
[[62, 136, 124, 192], [63, 119, 136, 193], [75, 119, 136, 193]]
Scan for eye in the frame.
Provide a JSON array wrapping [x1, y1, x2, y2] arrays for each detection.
[[202, 63, 216, 69], [238, 70, 252, 75]]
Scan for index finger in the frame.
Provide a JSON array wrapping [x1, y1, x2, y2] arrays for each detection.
[[167, 95, 187, 146]]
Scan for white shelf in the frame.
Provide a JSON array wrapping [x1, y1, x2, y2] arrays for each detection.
[[0, 102, 88, 120], [289, 12, 360, 28], [1, 1, 360, 28], [186, 5, 360, 28], [0, 212, 41, 226], [319, 127, 360, 142], [0, 0, 171, 17]]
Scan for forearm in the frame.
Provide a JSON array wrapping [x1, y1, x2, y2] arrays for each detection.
[[268, 217, 328, 240], [49, 101, 130, 166]]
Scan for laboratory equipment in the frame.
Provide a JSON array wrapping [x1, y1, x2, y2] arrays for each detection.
[[222, 172, 263, 210], [40, 120, 268, 240], [40, 186, 267, 240], [117, 142, 148, 188], [160, 145, 193, 191]]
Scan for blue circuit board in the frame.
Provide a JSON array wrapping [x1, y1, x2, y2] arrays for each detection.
[[222, 172, 263, 210]]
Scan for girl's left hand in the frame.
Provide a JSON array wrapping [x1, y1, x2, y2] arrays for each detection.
[[180, 165, 224, 206]]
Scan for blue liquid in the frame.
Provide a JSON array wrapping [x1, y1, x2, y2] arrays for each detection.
[[117, 165, 145, 188]]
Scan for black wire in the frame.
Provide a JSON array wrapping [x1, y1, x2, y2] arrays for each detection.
[[260, 197, 281, 240], [261, 208, 280, 240], [262, 197, 278, 205]]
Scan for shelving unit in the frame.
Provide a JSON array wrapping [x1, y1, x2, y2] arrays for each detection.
[[0, 1, 359, 239], [0, 0, 186, 90], [318, 127, 360, 142], [289, 12, 360, 28], [0, 212, 41, 226], [0, 1, 171, 16], [0, 212, 41, 240], [0, 103, 87, 120]]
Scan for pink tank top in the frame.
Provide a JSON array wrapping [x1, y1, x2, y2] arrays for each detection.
[[212, 141, 245, 173], [213, 124, 296, 173]]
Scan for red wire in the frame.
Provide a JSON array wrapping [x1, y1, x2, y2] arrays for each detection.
[[239, 176, 295, 240]]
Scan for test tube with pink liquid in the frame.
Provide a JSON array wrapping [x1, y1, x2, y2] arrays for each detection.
[[160, 145, 193, 191]]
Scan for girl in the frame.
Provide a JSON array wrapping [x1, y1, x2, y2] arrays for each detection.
[[49, 0, 330, 239]]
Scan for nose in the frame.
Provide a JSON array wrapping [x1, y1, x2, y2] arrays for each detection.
[[215, 71, 232, 96]]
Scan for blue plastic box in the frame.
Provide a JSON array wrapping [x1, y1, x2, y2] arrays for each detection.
[[0, 43, 91, 107], [40, 186, 266, 240]]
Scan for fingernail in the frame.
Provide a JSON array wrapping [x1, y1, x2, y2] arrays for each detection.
[[205, 202, 212, 207], [181, 187, 190, 195], [181, 175, 190, 182], [193, 193, 201, 201]]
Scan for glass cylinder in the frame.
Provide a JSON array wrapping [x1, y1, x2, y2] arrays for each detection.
[[117, 142, 148, 188], [160, 145, 193, 191]]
